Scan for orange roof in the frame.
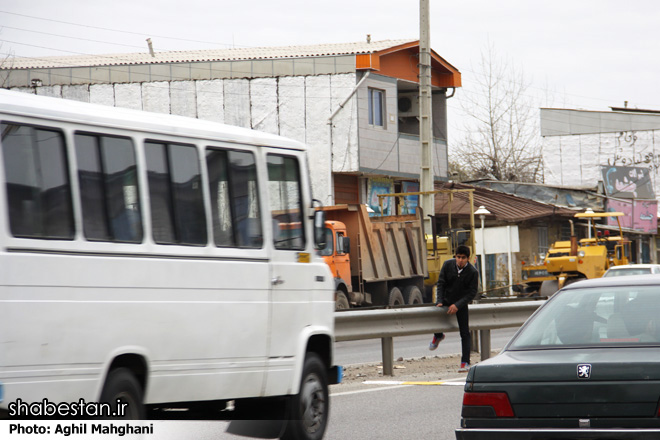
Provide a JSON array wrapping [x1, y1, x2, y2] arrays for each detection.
[[356, 40, 461, 88]]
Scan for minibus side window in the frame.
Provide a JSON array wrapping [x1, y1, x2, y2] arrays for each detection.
[[145, 141, 206, 246], [75, 133, 143, 243], [206, 148, 262, 248], [267, 154, 304, 250], [1, 122, 74, 239]]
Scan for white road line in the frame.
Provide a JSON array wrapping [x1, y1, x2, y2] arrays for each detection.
[[331, 385, 412, 396]]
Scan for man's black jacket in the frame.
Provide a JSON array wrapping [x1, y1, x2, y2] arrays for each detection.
[[435, 258, 479, 310]]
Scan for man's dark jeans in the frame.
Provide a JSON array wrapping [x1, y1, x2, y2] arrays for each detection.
[[434, 304, 471, 364]]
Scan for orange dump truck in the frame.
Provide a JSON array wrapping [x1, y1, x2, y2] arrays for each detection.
[[320, 204, 428, 309]]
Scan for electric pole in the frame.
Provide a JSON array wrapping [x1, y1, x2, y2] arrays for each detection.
[[419, 0, 433, 234]]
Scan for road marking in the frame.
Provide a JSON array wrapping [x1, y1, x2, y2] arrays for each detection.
[[363, 378, 466, 386], [332, 385, 412, 396]]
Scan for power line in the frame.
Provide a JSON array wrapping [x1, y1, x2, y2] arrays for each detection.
[[1, 26, 148, 51], [0, 10, 240, 47]]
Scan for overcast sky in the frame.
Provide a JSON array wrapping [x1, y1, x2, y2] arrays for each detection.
[[1, 0, 659, 139]]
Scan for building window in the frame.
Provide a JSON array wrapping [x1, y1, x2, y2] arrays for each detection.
[[537, 226, 549, 256], [368, 88, 385, 127]]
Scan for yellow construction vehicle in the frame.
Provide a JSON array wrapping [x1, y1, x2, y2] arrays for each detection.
[[540, 211, 631, 295], [520, 255, 555, 296]]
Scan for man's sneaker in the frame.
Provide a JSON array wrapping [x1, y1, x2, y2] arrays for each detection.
[[428, 333, 445, 351], [458, 362, 471, 372]]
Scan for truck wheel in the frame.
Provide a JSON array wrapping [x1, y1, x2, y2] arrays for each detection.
[[540, 280, 559, 297], [99, 368, 145, 419], [388, 287, 404, 306], [335, 291, 350, 310], [403, 285, 423, 305], [281, 353, 329, 440]]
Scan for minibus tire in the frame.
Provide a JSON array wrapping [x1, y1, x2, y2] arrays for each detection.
[[99, 368, 145, 419], [282, 353, 328, 440]]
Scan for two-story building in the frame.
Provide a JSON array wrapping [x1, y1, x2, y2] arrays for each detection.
[[0, 38, 461, 209]]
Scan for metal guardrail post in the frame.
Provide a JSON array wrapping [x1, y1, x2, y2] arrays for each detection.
[[381, 337, 394, 376], [471, 330, 479, 353], [479, 329, 491, 361]]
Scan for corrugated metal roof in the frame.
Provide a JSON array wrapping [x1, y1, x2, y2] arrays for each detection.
[[434, 182, 579, 223], [4, 39, 418, 70]]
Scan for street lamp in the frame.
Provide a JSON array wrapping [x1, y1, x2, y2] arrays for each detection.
[[474, 205, 491, 293], [585, 207, 594, 238]]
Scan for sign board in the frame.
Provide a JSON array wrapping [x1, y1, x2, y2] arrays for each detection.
[[601, 165, 655, 199], [474, 225, 520, 255]]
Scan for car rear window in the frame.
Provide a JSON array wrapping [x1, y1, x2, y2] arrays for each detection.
[[509, 286, 660, 349]]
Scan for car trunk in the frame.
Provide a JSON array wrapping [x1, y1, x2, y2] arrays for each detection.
[[470, 348, 660, 419]]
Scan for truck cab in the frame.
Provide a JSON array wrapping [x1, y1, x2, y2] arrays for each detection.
[[320, 220, 352, 308]]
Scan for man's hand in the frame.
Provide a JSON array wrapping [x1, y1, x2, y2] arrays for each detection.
[[446, 304, 458, 314], [436, 303, 444, 307]]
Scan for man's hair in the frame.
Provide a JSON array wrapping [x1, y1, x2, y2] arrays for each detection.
[[455, 245, 471, 258]]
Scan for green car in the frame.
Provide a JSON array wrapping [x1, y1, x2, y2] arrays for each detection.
[[456, 275, 660, 440]]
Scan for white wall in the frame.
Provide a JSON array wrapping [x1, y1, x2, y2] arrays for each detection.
[[13, 73, 360, 206], [543, 130, 660, 199]]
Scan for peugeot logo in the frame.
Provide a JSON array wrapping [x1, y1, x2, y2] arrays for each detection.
[[577, 364, 591, 379]]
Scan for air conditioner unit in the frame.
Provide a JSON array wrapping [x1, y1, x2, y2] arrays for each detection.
[[398, 93, 419, 117]]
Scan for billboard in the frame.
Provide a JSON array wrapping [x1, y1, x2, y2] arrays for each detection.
[[601, 165, 655, 199], [606, 199, 658, 233]]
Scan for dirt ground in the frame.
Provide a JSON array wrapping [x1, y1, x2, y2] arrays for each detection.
[[337, 350, 500, 385]]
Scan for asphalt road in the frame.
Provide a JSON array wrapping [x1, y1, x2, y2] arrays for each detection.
[[152, 378, 466, 439], [328, 379, 465, 440], [188, 328, 519, 440], [169, 379, 466, 440]]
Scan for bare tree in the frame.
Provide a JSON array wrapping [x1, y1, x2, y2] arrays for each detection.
[[0, 38, 16, 88], [452, 42, 542, 182]]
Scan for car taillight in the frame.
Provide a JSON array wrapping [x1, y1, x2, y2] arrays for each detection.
[[461, 392, 514, 418]]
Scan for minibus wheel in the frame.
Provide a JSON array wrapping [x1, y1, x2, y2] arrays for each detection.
[[282, 353, 328, 440], [99, 368, 145, 419]]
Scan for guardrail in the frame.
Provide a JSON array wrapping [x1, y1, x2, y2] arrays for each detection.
[[335, 301, 545, 375]]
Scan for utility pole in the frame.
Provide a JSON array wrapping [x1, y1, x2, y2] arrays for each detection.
[[419, 0, 433, 234]]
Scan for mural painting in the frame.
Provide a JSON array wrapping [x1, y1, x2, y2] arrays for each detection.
[[367, 178, 394, 216], [401, 181, 419, 215]]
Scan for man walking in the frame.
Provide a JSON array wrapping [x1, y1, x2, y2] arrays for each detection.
[[428, 245, 479, 372]]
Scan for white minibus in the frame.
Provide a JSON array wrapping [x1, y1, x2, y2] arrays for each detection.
[[0, 89, 339, 440]]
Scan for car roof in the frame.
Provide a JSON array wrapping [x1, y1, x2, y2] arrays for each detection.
[[606, 264, 660, 270], [561, 273, 660, 290]]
